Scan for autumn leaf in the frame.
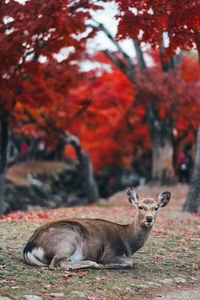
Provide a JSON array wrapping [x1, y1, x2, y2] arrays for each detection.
[[95, 277, 106, 281], [63, 273, 74, 278], [194, 265, 200, 269]]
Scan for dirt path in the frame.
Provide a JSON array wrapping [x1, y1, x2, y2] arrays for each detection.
[[154, 287, 200, 299]]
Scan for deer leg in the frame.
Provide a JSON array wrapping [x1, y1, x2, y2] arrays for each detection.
[[49, 256, 63, 270], [49, 255, 100, 271], [101, 256, 132, 269], [59, 260, 100, 271]]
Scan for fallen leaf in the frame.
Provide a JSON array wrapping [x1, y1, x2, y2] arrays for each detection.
[[63, 273, 73, 278], [79, 272, 88, 276], [95, 277, 105, 281], [40, 290, 50, 296], [195, 265, 200, 269]]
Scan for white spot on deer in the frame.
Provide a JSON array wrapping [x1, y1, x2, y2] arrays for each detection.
[[68, 247, 83, 262], [25, 247, 45, 266]]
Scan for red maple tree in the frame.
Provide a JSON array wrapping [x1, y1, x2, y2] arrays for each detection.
[[88, 0, 200, 184], [116, 0, 200, 56], [1, 0, 200, 215], [0, 0, 101, 214]]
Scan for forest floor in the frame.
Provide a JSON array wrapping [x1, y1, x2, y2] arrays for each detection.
[[0, 164, 200, 299], [6, 161, 66, 186]]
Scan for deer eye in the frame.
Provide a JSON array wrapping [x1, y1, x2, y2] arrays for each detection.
[[138, 206, 143, 210], [155, 207, 159, 210]]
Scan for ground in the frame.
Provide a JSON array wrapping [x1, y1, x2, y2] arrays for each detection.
[[7, 161, 65, 186], [0, 166, 200, 299]]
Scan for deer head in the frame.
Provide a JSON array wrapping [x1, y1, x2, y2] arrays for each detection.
[[127, 188, 171, 228]]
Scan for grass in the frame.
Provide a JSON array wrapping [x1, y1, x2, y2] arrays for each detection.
[[0, 196, 200, 300]]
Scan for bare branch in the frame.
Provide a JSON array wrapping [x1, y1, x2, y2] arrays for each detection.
[[133, 38, 147, 73], [103, 49, 135, 83], [89, 20, 129, 61], [10, 49, 35, 79], [88, 20, 136, 82]]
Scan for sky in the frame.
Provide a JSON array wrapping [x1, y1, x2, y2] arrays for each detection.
[[87, 1, 136, 58]]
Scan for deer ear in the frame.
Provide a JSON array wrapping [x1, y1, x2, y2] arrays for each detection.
[[157, 191, 171, 207], [127, 188, 139, 206]]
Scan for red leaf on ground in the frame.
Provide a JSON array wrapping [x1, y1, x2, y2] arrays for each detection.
[[80, 272, 88, 276], [95, 277, 106, 281], [192, 213, 200, 216], [40, 290, 50, 296], [63, 274, 73, 278], [153, 256, 163, 259], [194, 265, 200, 269]]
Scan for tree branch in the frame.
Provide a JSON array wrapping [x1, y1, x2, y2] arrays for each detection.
[[22, 109, 99, 203], [103, 49, 135, 83], [10, 49, 35, 79], [133, 38, 147, 73], [88, 20, 136, 82]]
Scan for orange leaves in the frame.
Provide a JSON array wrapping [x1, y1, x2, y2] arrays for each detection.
[[0, 205, 135, 223], [0, 210, 55, 222], [64, 144, 77, 160]]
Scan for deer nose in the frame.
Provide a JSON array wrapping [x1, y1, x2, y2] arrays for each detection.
[[146, 216, 153, 223]]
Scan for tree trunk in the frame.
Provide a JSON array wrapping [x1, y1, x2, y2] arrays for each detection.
[[147, 102, 175, 184], [0, 171, 6, 215], [23, 109, 99, 205], [0, 114, 9, 215], [151, 136, 174, 184], [183, 123, 200, 212], [79, 153, 99, 204], [64, 134, 99, 204]]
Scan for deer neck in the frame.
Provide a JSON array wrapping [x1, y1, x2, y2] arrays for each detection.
[[125, 217, 152, 256]]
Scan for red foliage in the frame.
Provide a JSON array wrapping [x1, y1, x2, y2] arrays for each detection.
[[2, 0, 200, 174], [180, 55, 200, 82], [12, 52, 200, 172], [134, 58, 200, 145], [73, 68, 150, 169], [0, 0, 100, 123], [115, 0, 200, 56]]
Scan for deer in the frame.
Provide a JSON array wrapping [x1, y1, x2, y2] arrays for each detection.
[[23, 188, 171, 270]]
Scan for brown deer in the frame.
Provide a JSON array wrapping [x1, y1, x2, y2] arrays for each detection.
[[23, 188, 171, 270]]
